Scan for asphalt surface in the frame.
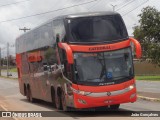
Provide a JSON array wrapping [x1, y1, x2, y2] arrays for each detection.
[[136, 80, 160, 99], [0, 78, 159, 120], [136, 80, 160, 93]]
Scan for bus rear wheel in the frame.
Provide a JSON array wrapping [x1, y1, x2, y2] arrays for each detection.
[[26, 87, 35, 103], [55, 94, 62, 110], [61, 91, 68, 111], [51, 88, 56, 107], [109, 104, 120, 110], [26, 89, 29, 101]]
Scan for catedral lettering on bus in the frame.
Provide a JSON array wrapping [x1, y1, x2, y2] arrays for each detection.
[[15, 11, 142, 111]]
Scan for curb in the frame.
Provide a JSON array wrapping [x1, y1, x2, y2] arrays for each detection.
[[138, 95, 160, 102], [0, 76, 18, 80]]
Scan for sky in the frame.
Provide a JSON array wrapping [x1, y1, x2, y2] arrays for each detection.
[[0, 0, 159, 56]]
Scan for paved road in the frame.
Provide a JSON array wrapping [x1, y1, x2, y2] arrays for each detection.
[[136, 80, 160, 93], [0, 78, 159, 120]]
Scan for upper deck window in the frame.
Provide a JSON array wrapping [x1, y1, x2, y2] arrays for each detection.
[[67, 14, 128, 43]]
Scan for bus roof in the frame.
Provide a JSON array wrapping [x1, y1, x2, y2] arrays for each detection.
[[15, 11, 122, 54], [56, 11, 120, 19], [17, 11, 119, 37]]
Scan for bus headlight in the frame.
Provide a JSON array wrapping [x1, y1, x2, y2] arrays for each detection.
[[79, 91, 92, 96], [71, 87, 92, 96], [128, 84, 136, 90]]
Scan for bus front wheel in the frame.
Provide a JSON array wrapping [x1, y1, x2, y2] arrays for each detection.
[[109, 104, 120, 110], [61, 91, 68, 111]]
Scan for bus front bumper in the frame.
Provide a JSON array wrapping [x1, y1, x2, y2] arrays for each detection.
[[73, 88, 137, 109]]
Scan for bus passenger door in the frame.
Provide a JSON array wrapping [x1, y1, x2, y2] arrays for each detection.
[[41, 46, 59, 102], [58, 48, 75, 108]]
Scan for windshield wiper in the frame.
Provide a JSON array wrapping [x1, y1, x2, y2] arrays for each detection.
[[96, 53, 107, 80], [85, 78, 101, 82], [113, 76, 131, 80], [100, 66, 105, 79]]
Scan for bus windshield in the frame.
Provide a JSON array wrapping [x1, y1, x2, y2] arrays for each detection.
[[68, 14, 128, 43], [74, 47, 133, 85]]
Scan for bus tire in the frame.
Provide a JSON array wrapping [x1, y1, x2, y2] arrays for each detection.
[[26, 86, 36, 103], [55, 89, 62, 110], [24, 84, 27, 96], [51, 87, 56, 107], [109, 104, 120, 110], [26, 87, 30, 101], [61, 91, 68, 111]]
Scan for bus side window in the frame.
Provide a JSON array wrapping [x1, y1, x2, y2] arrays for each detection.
[[53, 19, 66, 42], [58, 49, 73, 81], [44, 47, 58, 72]]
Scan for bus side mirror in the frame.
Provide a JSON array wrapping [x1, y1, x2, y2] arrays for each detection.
[[43, 65, 48, 71], [56, 34, 60, 44], [58, 43, 74, 64], [130, 37, 142, 59]]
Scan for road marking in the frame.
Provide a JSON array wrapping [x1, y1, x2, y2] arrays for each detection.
[[138, 95, 160, 102], [1, 105, 8, 111], [0, 105, 20, 120], [144, 87, 160, 91]]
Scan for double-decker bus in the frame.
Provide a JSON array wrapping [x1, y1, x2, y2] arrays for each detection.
[[16, 11, 142, 111]]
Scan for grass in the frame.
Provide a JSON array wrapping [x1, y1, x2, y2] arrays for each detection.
[[1, 67, 17, 72], [1, 66, 17, 72], [9, 67, 17, 72], [136, 76, 160, 81]]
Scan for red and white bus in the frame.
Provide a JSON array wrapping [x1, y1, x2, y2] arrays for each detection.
[[16, 11, 142, 111]]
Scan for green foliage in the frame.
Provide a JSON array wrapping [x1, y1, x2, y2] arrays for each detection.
[[9, 67, 17, 72], [136, 76, 160, 81], [133, 6, 160, 66], [45, 47, 57, 64]]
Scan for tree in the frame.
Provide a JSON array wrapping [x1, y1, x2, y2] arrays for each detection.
[[133, 6, 160, 66]]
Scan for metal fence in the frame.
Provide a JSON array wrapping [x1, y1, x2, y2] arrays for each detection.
[[0, 67, 18, 79]]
